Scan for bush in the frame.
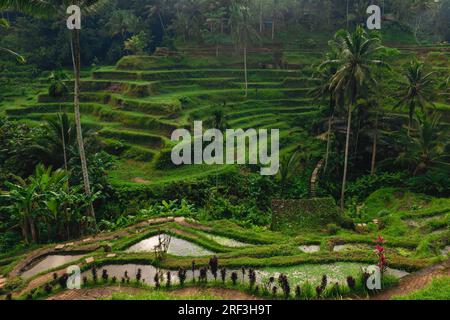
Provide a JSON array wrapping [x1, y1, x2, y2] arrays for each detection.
[[326, 223, 340, 235], [346, 172, 407, 201], [406, 171, 450, 197]]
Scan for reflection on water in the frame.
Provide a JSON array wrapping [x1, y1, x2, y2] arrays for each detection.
[[298, 245, 320, 253], [81, 262, 410, 288], [21, 254, 85, 279], [82, 264, 232, 285], [198, 232, 249, 248], [125, 234, 214, 256]]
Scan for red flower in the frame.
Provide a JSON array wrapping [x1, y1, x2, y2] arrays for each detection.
[[377, 235, 385, 244], [376, 244, 384, 253]]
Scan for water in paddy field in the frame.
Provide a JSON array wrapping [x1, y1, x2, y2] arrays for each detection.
[[125, 234, 214, 256], [82, 263, 410, 289], [333, 244, 372, 252], [298, 245, 321, 253], [198, 232, 250, 247], [21, 254, 86, 279], [82, 264, 234, 285]]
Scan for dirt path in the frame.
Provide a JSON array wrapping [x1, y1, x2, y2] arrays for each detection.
[[47, 286, 260, 300], [371, 259, 450, 300]]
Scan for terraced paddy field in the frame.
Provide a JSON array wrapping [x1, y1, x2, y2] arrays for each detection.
[[0, 49, 449, 301], [2, 49, 448, 187], [2, 62, 319, 184], [0, 187, 448, 301]]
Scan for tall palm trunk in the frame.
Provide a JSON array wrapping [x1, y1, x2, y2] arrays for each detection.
[[259, 1, 263, 34], [244, 43, 248, 97], [21, 217, 29, 244], [414, 14, 422, 45], [324, 117, 334, 173], [324, 95, 335, 172], [407, 101, 414, 137], [70, 29, 97, 231], [29, 216, 37, 243], [271, 18, 275, 40], [346, 0, 349, 30], [158, 12, 166, 34], [371, 110, 379, 175], [340, 102, 353, 209], [59, 110, 68, 172]]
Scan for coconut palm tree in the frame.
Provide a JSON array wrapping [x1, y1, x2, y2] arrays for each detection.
[[325, 26, 387, 209], [144, 0, 172, 36], [0, 0, 104, 230], [277, 150, 301, 188], [395, 60, 435, 136], [229, 0, 260, 97], [408, 113, 449, 176], [310, 51, 341, 173]]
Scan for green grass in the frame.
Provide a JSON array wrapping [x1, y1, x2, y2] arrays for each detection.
[[392, 277, 450, 300], [107, 290, 221, 300]]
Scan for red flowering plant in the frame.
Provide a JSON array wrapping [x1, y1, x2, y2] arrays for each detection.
[[375, 235, 387, 273]]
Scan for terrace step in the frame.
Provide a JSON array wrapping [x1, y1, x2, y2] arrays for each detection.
[[227, 106, 315, 120], [99, 137, 157, 162], [8, 104, 178, 137], [98, 128, 166, 149], [92, 68, 309, 82]]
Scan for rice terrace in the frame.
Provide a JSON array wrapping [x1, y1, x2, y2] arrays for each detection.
[[0, 0, 449, 307]]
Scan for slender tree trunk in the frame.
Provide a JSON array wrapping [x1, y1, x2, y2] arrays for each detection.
[[324, 96, 334, 173], [158, 12, 166, 34], [346, 0, 349, 30], [271, 19, 275, 40], [216, 44, 219, 57], [59, 110, 68, 172], [260, 1, 263, 34], [29, 216, 37, 243], [371, 110, 379, 175], [46, 220, 52, 242], [324, 115, 333, 173], [340, 102, 353, 209], [70, 29, 97, 232], [21, 218, 29, 244], [408, 102, 414, 137], [354, 115, 361, 157], [414, 14, 422, 45], [244, 44, 248, 97]]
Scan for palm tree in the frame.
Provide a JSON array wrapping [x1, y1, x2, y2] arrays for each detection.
[[48, 70, 69, 97], [277, 150, 301, 188], [325, 27, 387, 209], [229, 0, 259, 97], [106, 10, 140, 42], [0, 0, 103, 230], [369, 98, 381, 175], [412, 0, 436, 44], [34, 113, 93, 171], [144, 0, 171, 36], [395, 60, 435, 136], [310, 51, 341, 173], [209, 109, 228, 131], [408, 113, 449, 175]]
